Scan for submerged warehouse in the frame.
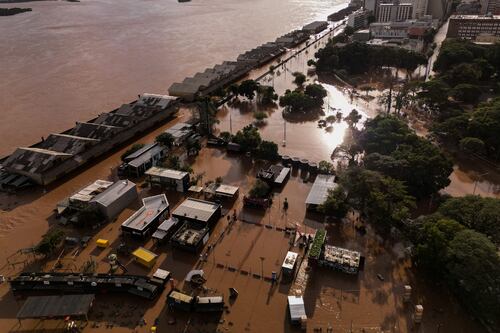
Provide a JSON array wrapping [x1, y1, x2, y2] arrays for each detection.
[[0, 94, 177, 186]]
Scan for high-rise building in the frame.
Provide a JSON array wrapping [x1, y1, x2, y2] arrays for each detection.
[[412, 0, 428, 19], [447, 14, 500, 40], [480, 0, 500, 14], [376, 2, 413, 22], [427, 0, 453, 20], [364, 0, 378, 12]]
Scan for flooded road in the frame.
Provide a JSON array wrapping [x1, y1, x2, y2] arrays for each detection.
[[0, 0, 347, 158]]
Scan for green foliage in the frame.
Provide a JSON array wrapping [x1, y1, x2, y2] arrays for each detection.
[[76, 206, 105, 227], [438, 195, 500, 245], [35, 229, 65, 256], [459, 137, 485, 155], [409, 215, 500, 327], [339, 168, 415, 228], [318, 160, 334, 174], [317, 186, 349, 218], [249, 180, 271, 199], [238, 80, 260, 100], [293, 72, 306, 87], [257, 86, 278, 105], [121, 143, 145, 161], [219, 131, 233, 142], [279, 84, 327, 113], [308, 229, 326, 259], [255, 140, 279, 161], [315, 42, 427, 74], [344, 109, 362, 127], [155, 132, 175, 148], [445, 230, 500, 326], [233, 125, 262, 152], [432, 97, 500, 159], [359, 115, 452, 198], [253, 111, 268, 122], [450, 84, 482, 104], [412, 216, 464, 275], [163, 155, 181, 170]]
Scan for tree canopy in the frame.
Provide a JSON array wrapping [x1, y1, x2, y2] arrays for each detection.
[[314, 42, 427, 74]]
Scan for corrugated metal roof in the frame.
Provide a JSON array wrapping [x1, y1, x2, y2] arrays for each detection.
[[288, 296, 306, 321], [305, 174, 337, 206], [91, 180, 136, 207], [172, 198, 220, 223], [17, 294, 95, 319], [145, 166, 189, 180]]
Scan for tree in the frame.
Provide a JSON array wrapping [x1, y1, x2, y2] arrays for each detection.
[[344, 109, 362, 127], [459, 137, 486, 155], [255, 140, 279, 161], [121, 143, 145, 161], [35, 230, 65, 256], [293, 72, 306, 87], [339, 167, 415, 228], [412, 217, 465, 276], [318, 160, 334, 174], [257, 85, 278, 106], [450, 84, 482, 104], [317, 186, 349, 218], [233, 125, 262, 152], [254, 111, 268, 123], [155, 132, 175, 148], [418, 79, 451, 113], [219, 131, 232, 143], [163, 155, 181, 170], [439, 195, 500, 245], [249, 180, 271, 199], [238, 80, 260, 100], [76, 206, 105, 227], [446, 230, 500, 326], [304, 83, 327, 101]]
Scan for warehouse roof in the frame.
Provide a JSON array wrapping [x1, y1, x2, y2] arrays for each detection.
[[145, 166, 189, 180], [17, 294, 95, 320], [91, 180, 136, 207], [288, 295, 307, 322], [305, 175, 337, 206], [122, 194, 169, 231], [172, 198, 220, 223], [70, 179, 114, 203]]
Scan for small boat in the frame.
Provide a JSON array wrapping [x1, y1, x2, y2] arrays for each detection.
[[178, 0, 191, 2]]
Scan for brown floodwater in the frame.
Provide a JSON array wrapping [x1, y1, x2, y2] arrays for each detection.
[[0, 0, 347, 158], [0, 0, 493, 333]]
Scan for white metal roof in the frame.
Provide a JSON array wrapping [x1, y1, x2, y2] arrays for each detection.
[[91, 180, 136, 207], [288, 295, 306, 321], [69, 179, 113, 203], [282, 251, 299, 270], [145, 166, 189, 180], [215, 184, 239, 197], [305, 174, 337, 206], [172, 198, 220, 223], [122, 194, 169, 231]]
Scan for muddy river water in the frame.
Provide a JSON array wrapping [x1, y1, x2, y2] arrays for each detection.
[[0, 1, 496, 332]]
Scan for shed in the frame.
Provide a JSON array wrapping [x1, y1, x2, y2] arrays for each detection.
[[194, 296, 224, 312], [121, 194, 169, 237], [288, 295, 307, 325], [167, 290, 194, 311], [282, 251, 299, 276], [152, 217, 181, 242], [17, 294, 95, 321], [172, 198, 221, 228], [132, 247, 158, 268], [145, 166, 190, 192], [305, 174, 337, 209], [91, 180, 138, 220]]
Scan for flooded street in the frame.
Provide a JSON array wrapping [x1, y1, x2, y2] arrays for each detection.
[[0, 1, 497, 333]]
